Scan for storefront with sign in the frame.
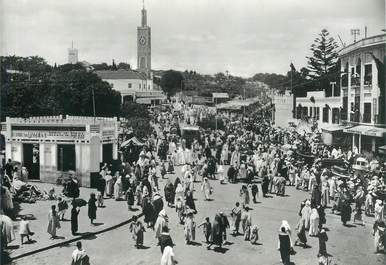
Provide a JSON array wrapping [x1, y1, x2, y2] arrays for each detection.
[[1, 115, 119, 187], [343, 125, 386, 154]]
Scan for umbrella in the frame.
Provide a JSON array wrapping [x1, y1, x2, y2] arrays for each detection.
[[72, 198, 87, 207], [10, 161, 22, 167]]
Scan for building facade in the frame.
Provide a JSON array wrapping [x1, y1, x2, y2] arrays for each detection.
[[2, 116, 118, 187], [272, 91, 295, 128], [339, 34, 386, 153]]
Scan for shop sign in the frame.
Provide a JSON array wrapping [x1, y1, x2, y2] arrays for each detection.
[[12, 130, 85, 140]]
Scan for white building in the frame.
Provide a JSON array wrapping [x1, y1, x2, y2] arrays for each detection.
[[296, 90, 342, 128], [2, 115, 118, 187], [272, 91, 295, 128], [338, 33, 386, 153], [95, 69, 165, 104]]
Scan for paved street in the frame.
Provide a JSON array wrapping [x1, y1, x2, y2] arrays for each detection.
[[9, 166, 385, 265]]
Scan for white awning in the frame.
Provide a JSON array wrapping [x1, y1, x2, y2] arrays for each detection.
[[343, 125, 386, 137], [321, 125, 350, 132]]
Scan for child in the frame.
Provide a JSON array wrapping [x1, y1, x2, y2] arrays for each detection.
[[125, 187, 135, 211], [129, 216, 146, 248], [19, 216, 34, 244], [175, 197, 185, 224], [88, 193, 97, 225], [135, 183, 143, 206], [198, 217, 212, 244], [57, 197, 68, 221], [96, 190, 104, 208], [160, 162, 167, 179], [251, 184, 259, 203], [250, 225, 259, 244]]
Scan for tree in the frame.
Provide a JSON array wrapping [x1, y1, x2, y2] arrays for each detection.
[[306, 29, 339, 79], [1, 56, 121, 121], [305, 29, 340, 94], [120, 102, 152, 139], [160, 70, 184, 98]]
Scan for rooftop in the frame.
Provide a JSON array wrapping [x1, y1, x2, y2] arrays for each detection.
[[95, 69, 147, 80], [339, 33, 386, 56], [212, 92, 229, 98]]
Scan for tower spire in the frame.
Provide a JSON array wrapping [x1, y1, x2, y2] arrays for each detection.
[[141, 1, 147, 27]]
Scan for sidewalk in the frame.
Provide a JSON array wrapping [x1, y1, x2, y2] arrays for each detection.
[[7, 182, 139, 259]]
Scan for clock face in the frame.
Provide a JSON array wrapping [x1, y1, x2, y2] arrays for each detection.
[[139, 36, 146, 45]]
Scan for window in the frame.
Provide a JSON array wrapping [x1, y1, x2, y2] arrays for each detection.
[[302, 107, 308, 118], [139, 83, 141, 89], [128, 83, 132, 88], [322, 107, 329, 123], [363, 103, 371, 123], [309, 107, 313, 117], [314, 107, 320, 120], [364, 64, 372, 85], [341, 74, 348, 87], [341, 97, 348, 120], [332, 108, 340, 124]]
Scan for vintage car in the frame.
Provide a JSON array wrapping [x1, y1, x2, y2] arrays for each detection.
[[352, 157, 370, 171]]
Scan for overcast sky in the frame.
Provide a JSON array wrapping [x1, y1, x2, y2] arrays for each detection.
[[1, 0, 384, 77]]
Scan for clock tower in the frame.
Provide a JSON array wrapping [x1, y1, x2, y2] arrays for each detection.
[[137, 1, 151, 78]]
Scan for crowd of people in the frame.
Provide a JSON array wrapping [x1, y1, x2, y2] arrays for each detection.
[[1, 100, 385, 265]]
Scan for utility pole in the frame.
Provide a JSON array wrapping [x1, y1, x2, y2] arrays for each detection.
[[92, 88, 96, 122]]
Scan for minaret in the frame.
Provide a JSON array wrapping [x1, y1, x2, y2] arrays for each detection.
[[137, 0, 151, 78], [68, 41, 78, 64]]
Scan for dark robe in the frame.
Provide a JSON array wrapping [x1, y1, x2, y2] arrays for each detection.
[[164, 183, 175, 205], [142, 196, 154, 224], [159, 233, 174, 253], [211, 219, 223, 246], [318, 230, 328, 256], [262, 176, 270, 196], [88, 197, 97, 220], [340, 201, 352, 224], [71, 207, 79, 235], [278, 233, 291, 265], [185, 191, 196, 213]]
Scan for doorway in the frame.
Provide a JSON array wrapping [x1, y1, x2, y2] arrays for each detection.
[[103, 143, 113, 164], [57, 144, 76, 171], [23, 143, 40, 180]]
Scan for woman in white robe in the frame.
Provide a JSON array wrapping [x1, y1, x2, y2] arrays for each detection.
[[309, 208, 319, 236], [176, 146, 185, 166], [201, 178, 211, 200], [160, 246, 176, 265], [301, 200, 312, 229]]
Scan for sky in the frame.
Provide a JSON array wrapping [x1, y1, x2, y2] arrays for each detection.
[[1, 0, 385, 77]]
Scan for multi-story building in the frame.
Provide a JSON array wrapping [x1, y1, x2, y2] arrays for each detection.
[[339, 33, 386, 153]]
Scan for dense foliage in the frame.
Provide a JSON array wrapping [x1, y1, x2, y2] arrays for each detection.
[[1, 56, 121, 121], [120, 101, 152, 139]]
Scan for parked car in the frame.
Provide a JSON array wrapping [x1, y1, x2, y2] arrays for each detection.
[[352, 157, 370, 171]]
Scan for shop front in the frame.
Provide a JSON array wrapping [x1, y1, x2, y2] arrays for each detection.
[[1, 115, 118, 187], [343, 125, 386, 154]]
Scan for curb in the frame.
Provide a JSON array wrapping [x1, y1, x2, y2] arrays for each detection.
[[9, 213, 144, 261]]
